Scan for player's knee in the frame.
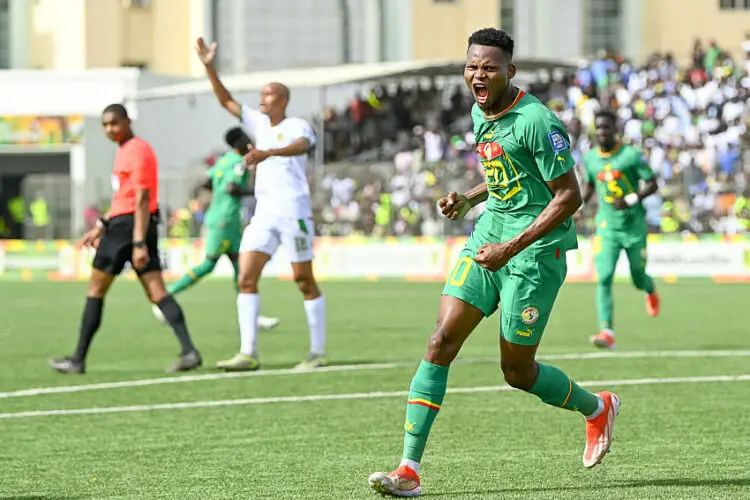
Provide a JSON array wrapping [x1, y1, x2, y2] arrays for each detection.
[[237, 270, 259, 293], [425, 326, 460, 365], [294, 274, 320, 299], [87, 271, 113, 298], [598, 272, 614, 287], [87, 281, 108, 298], [500, 360, 536, 391], [202, 258, 219, 272], [139, 272, 169, 303]]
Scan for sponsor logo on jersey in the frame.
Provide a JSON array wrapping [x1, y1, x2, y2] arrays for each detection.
[[520, 306, 539, 325], [596, 168, 623, 182], [476, 141, 504, 161], [548, 130, 569, 152]]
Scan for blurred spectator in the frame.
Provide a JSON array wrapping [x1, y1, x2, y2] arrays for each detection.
[[177, 37, 750, 238]]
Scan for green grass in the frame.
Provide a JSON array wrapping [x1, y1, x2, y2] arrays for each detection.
[[0, 279, 749, 499]]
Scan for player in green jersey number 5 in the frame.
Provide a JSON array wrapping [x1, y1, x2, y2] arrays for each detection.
[[580, 109, 660, 350], [152, 127, 279, 331], [369, 28, 620, 498]]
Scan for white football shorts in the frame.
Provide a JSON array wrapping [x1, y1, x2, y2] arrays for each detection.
[[239, 216, 315, 263]]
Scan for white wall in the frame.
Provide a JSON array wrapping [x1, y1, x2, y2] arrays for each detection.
[[512, 0, 584, 61]]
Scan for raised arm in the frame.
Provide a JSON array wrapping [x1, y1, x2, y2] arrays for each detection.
[[195, 38, 242, 119]]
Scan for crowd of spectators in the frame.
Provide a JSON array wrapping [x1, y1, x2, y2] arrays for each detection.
[[315, 37, 750, 237]]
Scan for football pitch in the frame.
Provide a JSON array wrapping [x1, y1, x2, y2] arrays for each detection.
[[0, 279, 748, 499]]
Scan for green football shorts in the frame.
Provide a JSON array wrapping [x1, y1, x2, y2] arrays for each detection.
[[204, 225, 242, 258], [442, 243, 568, 347], [592, 229, 648, 282]]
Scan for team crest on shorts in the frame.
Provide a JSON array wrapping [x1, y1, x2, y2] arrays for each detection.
[[520, 306, 539, 325]]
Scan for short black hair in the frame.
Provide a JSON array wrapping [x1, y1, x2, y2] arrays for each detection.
[[467, 28, 514, 58], [225, 127, 252, 155], [594, 109, 617, 124], [102, 103, 129, 119]]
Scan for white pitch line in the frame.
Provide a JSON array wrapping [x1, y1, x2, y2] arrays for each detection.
[[2, 349, 749, 400], [0, 374, 748, 420]]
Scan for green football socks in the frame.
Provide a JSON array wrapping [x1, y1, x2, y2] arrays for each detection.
[[402, 361, 449, 463], [167, 259, 217, 295], [597, 281, 614, 330], [530, 363, 600, 416]]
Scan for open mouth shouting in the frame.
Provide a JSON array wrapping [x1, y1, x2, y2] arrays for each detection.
[[473, 82, 489, 105]]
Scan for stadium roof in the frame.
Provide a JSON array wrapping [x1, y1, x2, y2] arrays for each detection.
[[132, 58, 578, 101]]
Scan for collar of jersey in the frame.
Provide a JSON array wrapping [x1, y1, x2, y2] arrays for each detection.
[[597, 142, 623, 158], [483, 89, 525, 120]]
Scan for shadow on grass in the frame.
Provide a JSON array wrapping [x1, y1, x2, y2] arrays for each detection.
[[424, 477, 750, 497]]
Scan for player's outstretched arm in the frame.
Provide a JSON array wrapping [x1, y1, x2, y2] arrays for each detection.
[[505, 170, 582, 256], [195, 38, 242, 119]]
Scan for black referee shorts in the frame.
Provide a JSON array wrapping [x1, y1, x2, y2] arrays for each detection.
[[92, 213, 161, 277]]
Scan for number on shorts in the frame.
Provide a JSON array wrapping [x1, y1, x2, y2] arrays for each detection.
[[294, 236, 309, 253], [449, 256, 473, 287]]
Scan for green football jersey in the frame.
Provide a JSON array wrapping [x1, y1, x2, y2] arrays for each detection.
[[472, 90, 578, 256], [582, 143, 654, 232], [204, 151, 249, 228]]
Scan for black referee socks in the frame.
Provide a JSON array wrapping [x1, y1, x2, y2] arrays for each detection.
[[157, 295, 196, 355], [73, 297, 104, 363]]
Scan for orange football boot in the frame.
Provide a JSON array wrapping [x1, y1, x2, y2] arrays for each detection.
[[646, 292, 660, 317], [369, 465, 422, 497], [590, 329, 616, 349], [583, 391, 621, 468]]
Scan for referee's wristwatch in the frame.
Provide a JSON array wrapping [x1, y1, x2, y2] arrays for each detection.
[[132, 240, 146, 248]]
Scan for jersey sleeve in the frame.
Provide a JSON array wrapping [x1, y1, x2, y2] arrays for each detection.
[[521, 108, 576, 182], [130, 143, 157, 191], [290, 118, 316, 148], [240, 104, 265, 139], [633, 149, 655, 181]]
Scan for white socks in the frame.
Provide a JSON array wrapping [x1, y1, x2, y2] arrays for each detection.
[[237, 293, 260, 356], [238, 293, 325, 358], [304, 296, 326, 356], [400, 458, 420, 474]]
